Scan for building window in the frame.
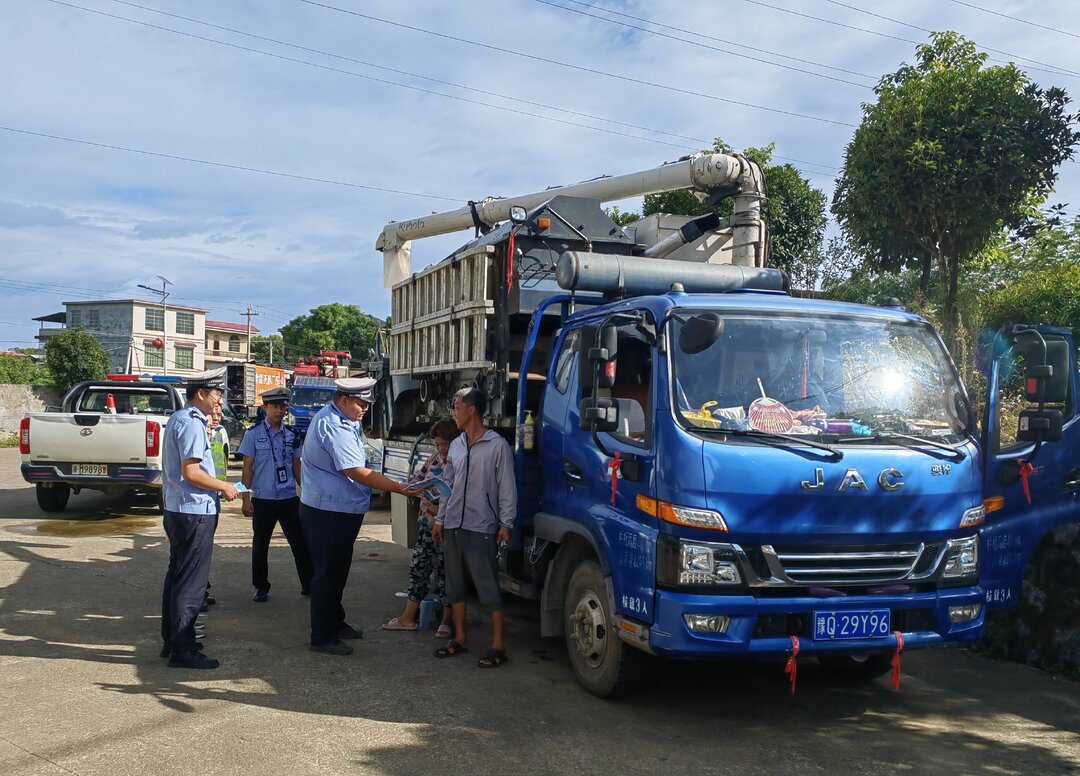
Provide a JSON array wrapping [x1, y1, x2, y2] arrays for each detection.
[[229, 335, 241, 353], [85, 309, 100, 331], [144, 343, 164, 368], [214, 339, 221, 351], [145, 308, 164, 332], [175, 347, 194, 370], [68, 309, 82, 329], [176, 312, 194, 335]]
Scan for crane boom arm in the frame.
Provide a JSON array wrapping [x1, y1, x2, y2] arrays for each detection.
[[376, 152, 764, 287]]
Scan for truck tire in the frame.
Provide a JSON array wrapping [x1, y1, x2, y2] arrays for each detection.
[[36, 483, 70, 513], [564, 559, 642, 698], [818, 652, 893, 681]]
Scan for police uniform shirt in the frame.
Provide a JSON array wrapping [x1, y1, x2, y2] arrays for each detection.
[[300, 401, 371, 514], [162, 403, 220, 514], [239, 420, 299, 500]]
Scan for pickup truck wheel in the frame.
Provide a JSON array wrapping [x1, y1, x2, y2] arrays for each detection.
[[818, 652, 893, 681], [36, 483, 70, 513], [564, 559, 642, 698]]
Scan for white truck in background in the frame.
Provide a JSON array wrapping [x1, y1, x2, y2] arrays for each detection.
[[19, 376, 186, 512]]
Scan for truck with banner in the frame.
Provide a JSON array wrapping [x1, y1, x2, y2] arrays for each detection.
[[370, 152, 1079, 697]]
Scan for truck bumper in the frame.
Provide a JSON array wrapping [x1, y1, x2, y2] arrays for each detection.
[[21, 464, 162, 487], [648, 587, 984, 659]]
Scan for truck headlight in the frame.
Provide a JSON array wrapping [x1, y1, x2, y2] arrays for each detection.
[[658, 503, 728, 531], [959, 505, 985, 528], [942, 536, 979, 580], [286, 411, 295, 426], [657, 536, 742, 588]]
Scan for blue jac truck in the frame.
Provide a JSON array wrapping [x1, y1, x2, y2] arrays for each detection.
[[371, 152, 1079, 697], [287, 376, 338, 436]]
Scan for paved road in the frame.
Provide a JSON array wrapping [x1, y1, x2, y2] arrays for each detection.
[[0, 448, 1077, 775]]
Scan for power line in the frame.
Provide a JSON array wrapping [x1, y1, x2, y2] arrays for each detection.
[[0, 124, 462, 202], [101, 0, 715, 152], [945, 0, 1080, 40], [817, 0, 1080, 78], [296, 0, 856, 128], [739, 0, 1078, 79], [532, 0, 875, 87]]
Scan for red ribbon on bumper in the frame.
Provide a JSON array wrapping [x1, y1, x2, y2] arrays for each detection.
[[609, 452, 622, 505], [506, 231, 516, 299], [785, 635, 800, 696], [891, 631, 905, 690], [1018, 460, 1034, 505]]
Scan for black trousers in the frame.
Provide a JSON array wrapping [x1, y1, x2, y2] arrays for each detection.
[[300, 504, 365, 645], [161, 510, 217, 652], [251, 496, 313, 593]]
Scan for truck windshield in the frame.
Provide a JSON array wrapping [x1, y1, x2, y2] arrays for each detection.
[[290, 388, 335, 408], [670, 311, 970, 444]]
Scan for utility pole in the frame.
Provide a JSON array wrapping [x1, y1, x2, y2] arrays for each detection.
[[241, 304, 259, 363], [269, 337, 274, 366]]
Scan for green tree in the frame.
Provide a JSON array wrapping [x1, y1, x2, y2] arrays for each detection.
[[44, 330, 110, 389], [833, 31, 1079, 349], [250, 334, 284, 366], [0, 355, 52, 385], [604, 206, 640, 227], [643, 139, 828, 291], [279, 304, 383, 364]]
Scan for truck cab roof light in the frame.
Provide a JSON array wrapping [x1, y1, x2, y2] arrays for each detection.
[[151, 375, 185, 383], [107, 374, 140, 381]]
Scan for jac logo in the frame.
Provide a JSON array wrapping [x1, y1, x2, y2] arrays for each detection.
[[80, 428, 93, 437], [801, 467, 904, 492]]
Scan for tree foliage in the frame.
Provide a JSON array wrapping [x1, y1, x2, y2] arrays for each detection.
[[643, 139, 828, 290], [44, 330, 110, 389], [250, 334, 284, 366], [278, 304, 384, 364], [0, 355, 52, 385], [833, 31, 1079, 347]]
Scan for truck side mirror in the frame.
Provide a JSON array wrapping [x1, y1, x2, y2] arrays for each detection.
[[579, 397, 619, 432], [578, 324, 618, 391], [678, 313, 724, 355], [1017, 408, 1063, 443], [1028, 340, 1070, 404]]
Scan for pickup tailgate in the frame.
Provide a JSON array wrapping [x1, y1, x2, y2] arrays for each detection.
[[28, 413, 150, 465]]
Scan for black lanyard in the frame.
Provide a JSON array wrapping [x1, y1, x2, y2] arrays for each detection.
[[264, 421, 286, 468]]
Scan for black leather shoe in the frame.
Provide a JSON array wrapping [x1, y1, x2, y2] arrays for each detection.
[[160, 642, 204, 658], [205, 596, 216, 606], [310, 640, 353, 656], [336, 623, 363, 640], [168, 650, 220, 669], [252, 589, 268, 603]]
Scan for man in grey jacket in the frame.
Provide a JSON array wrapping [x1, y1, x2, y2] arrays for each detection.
[[432, 387, 516, 667]]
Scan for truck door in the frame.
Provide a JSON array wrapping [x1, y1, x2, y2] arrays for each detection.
[[564, 318, 658, 624], [981, 326, 1080, 608]]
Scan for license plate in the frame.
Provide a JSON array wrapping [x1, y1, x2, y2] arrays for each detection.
[[813, 609, 891, 640], [72, 464, 107, 476]]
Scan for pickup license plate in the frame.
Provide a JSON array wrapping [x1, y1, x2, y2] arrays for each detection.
[[813, 609, 890, 640], [72, 464, 107, 476]]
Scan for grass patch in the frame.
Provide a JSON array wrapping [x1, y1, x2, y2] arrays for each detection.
[[0, 433, 19, 448]]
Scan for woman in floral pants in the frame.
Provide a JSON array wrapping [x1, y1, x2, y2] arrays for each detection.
[[382, 420, 458, 636]]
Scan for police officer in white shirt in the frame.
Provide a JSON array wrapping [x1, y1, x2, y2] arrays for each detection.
[[300, 377, 418, 655], [160, 369, 238, 669], [240, 387, 313, 602]]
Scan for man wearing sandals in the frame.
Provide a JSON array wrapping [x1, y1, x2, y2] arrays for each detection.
[[432, 387, 516, 668]]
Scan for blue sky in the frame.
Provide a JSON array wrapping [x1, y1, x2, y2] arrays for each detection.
[[1, 0, 1078, 349]]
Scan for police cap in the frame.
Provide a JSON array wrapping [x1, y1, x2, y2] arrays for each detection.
[[185, 367, 227, 391], [261, 387, 290, 405], [335, 377, 377, 403]]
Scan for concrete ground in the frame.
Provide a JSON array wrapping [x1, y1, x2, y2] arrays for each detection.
[[0, 448, 1078, 775]]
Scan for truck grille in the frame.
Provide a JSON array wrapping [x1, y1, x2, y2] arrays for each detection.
[[768, 543, 928, 585]]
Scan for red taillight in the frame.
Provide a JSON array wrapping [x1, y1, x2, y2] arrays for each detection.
[[19, 418, 30, 455], [146, 421, 161, 458]]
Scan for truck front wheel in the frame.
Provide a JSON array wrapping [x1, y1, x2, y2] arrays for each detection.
[[563, 559, 642, 698], [36, 483, 70, 513], [818, 652, 893, 681]]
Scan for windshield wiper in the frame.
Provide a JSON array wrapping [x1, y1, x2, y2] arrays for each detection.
[[839, 432, 966, 462], [724, 429, 844, 461]]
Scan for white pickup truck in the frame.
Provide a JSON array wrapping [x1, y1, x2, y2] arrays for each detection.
[[19, 377, 187, 512]]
